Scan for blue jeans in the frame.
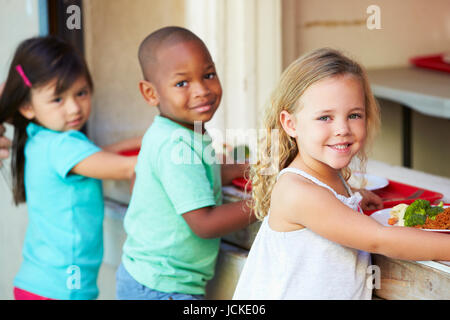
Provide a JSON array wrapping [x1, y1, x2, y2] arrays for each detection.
[[115, 263, 204, 300]]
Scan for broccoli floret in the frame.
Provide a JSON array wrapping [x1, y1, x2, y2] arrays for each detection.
[[404, 209, 427, 226], [426, 201, 444, 219], [403, 199, 430, 227]]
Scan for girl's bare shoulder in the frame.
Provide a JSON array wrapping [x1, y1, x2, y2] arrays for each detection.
[[269, 171, 334, 229], [271, 171, 327, 206]]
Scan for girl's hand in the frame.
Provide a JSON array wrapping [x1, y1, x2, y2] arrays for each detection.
[[358, 188, 383, 211], [0, 124, 11, 168], [0, 82, 12, 167]]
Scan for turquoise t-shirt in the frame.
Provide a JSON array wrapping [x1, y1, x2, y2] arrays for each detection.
[[122, 116, 222, 295], [14, 122, 103, 300]]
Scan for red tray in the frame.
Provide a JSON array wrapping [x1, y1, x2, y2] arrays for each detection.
[[409, 54, 450, 73], [232, 177, 252, 192], [373, 180, 443, 206], [118, 148, 140, 156], [365, 180, 443, 215]]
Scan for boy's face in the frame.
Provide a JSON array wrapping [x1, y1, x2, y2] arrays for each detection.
[[145, 40, 222, 131]]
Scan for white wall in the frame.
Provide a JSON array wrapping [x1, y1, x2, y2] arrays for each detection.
[[0, 0, 43, 79]]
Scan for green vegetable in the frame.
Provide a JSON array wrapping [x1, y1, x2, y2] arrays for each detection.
[[403, 200, 444, 227], [427, 201, 444, 220]]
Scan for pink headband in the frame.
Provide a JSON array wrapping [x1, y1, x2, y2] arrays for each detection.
[[15, 65, 32, 88]]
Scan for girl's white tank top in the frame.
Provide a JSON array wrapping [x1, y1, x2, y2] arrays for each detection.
[[232, 168, 372, 300]]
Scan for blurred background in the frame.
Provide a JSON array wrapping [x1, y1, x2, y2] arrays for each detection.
[[1, 0, 449, 299]]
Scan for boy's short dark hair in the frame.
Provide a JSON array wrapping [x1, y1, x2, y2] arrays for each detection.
[[138, 26, 207, 81]]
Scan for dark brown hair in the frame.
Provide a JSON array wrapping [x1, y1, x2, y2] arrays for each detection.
[[0, 36, 93, 205]]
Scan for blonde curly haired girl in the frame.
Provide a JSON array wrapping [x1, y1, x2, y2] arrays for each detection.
[[250, 48, 381, 220], [234, 48, 450, 300]]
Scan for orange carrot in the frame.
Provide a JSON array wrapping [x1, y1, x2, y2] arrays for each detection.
[[388, 217, 398, 226]]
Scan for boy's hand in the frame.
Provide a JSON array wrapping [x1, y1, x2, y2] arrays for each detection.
[[359, 189, 383, 211]]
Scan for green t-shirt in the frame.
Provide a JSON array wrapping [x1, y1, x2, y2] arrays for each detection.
[[122, 116, 222, 295]]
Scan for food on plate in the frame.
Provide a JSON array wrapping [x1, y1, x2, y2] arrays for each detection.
[[387, 203, 408, 226], [403, 200, 443, 227], [414, 207, 450, 230], [388, 200, 447, 229]]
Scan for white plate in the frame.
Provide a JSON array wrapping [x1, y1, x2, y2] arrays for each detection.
[[348, 172, 389, 191], [370, 207, 450, 233]]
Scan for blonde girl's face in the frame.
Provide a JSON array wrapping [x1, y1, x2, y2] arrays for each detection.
[[20, 76, 92, 132], [287, 74, 367, 172]]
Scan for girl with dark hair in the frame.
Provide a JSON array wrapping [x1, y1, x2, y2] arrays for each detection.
[[0, 36, 141, 300]]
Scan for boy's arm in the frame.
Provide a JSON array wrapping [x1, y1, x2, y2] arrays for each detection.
[[182, 200, 257, 239], [71, 151, 137, 180], [221, 163, 249, 185], [101, 136, 142, 153]]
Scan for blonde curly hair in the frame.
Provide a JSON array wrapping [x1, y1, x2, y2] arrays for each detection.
[[249, 48, 380, 220]]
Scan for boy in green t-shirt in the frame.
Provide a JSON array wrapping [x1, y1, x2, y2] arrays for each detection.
[[116, 26, 257, 300]]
